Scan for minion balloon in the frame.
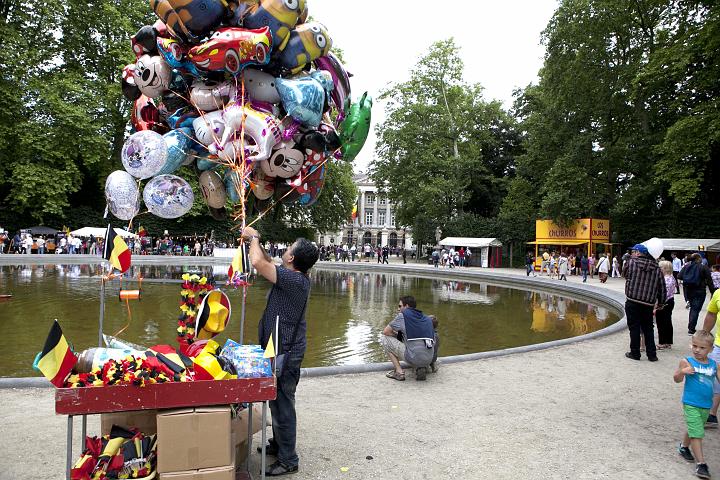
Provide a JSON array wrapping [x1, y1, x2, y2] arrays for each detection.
[[244, 0, 307, 51], [277, 22, 332, 75]]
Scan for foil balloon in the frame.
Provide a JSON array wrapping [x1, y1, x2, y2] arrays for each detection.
[[277, 22, 332, 75], [339, 92, 372, 162], [251, 170, 275, 200], [211, 104, 283, 161], [260, 140, 304, 178], [243, 0, 307, 51], [190, 80, 231, 112], [105, 171, 140, 221], [158, 128, 194, 175], [156, 36, 202, 77], [314, 52, 351, 120], [196, 152, 220, 171], [131, 95, 166, 133], [132, 55, 172, 98], [143, 174, 194, 218], [224, 170, 241, 203], [193, 110, 226, 146], [276, 76, 325, 128], [295, 148, 325, 206], [188, 27, 272, 76], [244, 68, 280, 104], [150, 0, 227, 44], [199, 170, 227, 208], [121, 130, 168, 179], [131, 25, 159, 58]]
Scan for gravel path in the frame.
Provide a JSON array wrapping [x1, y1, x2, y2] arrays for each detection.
[[1, 267, 717, 480]]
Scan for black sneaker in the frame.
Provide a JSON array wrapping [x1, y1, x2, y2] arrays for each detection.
[[257, 442, 279, 456], [647, 356, 659, 362], [678, 443, 694, 462], [625, 352, 641, 361], [415, 367, 427, 381], [706, 414, 718, 429], [266, 460, 298, 476], [695, 463, 710, 479]]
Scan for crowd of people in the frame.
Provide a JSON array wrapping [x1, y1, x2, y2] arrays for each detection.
[[430, 246, 472, 267], [317, 244, 412, 264]]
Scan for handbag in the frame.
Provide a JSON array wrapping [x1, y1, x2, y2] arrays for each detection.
[[274, 293, 309, 378]]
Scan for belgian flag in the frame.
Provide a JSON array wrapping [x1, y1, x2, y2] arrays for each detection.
[[227, 243, 250, 280], [103, 224, 131, 273], [37, 320, 77, 387]]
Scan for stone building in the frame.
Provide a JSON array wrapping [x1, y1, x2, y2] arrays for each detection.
[[316, 173, 414, 249]]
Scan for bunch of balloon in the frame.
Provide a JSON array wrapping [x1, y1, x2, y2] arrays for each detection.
[[105, 0, 373, 225]]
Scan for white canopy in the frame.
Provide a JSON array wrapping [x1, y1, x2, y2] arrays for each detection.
[[439, 237, 503, 248], [645, 238, 720, 253], [70, 227, 137, 239]]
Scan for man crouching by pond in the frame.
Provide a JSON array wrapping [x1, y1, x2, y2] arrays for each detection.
[[381, 296, 437, 381]]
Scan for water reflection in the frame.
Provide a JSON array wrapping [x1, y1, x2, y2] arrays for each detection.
[[0, 265, 619, 377]]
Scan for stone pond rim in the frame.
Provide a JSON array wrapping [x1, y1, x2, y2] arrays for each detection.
[[0, 257, 626, 387]]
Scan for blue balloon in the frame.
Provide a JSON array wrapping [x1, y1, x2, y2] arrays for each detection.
[[276, 76, 325, 128], [159, 128, 194, 175], [196, 153, 220, 171], [224, 170, 241, 203]]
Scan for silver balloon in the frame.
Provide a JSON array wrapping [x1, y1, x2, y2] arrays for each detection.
[[143, 174, 194, 219], [199, 171, 227, 208], [122, 130, 168, 179], [105, 170, 140, 221]]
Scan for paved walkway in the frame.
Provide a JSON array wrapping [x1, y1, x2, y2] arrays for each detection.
[[1, 265, 717, 479]]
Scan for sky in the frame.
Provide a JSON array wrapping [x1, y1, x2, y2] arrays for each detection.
[[308, 0, 559, 172]]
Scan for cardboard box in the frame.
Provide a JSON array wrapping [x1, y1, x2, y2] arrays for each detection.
[[232, 404, 264, 464], [159, 465, 234, 480], [156, 406, 232, 473], [101, 410, 157, 435]]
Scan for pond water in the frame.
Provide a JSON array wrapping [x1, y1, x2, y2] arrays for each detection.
[[0, 264, 619, 377]]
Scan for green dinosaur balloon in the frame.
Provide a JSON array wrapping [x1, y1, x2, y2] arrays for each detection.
[[339, 92, 372, 162]]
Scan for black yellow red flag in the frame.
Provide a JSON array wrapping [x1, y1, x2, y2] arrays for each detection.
[[103, 224, 131, 273], [37, 320, 77, 387]]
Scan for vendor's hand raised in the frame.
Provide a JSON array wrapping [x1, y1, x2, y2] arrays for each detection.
[[241, 226, 259, 241]]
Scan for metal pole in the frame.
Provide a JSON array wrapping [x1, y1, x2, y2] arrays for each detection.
[[239, 285, 247, 344], [246, 404, 253, 471], [66, 415, 73, 480], [261, 402, 268, 480], [81, 415, 87, 445], [98, 277, 106, 347]]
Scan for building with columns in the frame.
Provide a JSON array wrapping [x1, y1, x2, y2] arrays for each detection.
[[316, 173, 414, 249]]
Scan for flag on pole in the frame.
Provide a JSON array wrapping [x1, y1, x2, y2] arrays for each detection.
[[227, 243, 250, 281], [263, 333, 276, 358], [137, 226, 147, 237], [36, 320, 77, 387], [103, 224, 131, 273], [350, 203, 357, 221]]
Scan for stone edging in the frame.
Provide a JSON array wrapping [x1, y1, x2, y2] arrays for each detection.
[[0, 262, 626, 388]]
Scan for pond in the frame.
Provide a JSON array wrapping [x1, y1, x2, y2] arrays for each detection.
[[0, 264, 620, 377]]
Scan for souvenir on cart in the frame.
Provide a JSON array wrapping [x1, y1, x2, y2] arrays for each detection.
[[194, 290, 231, 340]]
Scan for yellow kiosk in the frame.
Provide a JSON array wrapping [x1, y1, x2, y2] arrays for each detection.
[[528, 218, 611, 269]]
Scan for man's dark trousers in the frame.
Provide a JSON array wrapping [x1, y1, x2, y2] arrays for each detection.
[[626, 300, 656, 359], [686, 287, 707, 334], [268, 356, 303, 468]]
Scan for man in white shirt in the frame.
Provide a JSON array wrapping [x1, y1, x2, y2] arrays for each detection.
[[671, 252, 682, 294], [36, 236, 46, 254]]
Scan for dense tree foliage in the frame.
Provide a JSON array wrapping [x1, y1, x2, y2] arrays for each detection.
[[0, 0, 355, 240], [371, 39, 522, 245], [504, 0, 720, 243], [374, 2, 720, 252]]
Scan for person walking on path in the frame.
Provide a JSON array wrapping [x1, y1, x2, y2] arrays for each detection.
[[526, 252, 536, 276], [674, 330, 719, 479], [597, 253, 610, 283], [242, 226, 319, 477], [612, 256, 621, 278], [622, 244, 666, 362], [656, 260, 677, 350], [381, 295, 436, 381], [700, 287, 720, 429], [679, 253, 716, 335], [672, 253, 683, 294], [558, 253, 569, 281], [580, 254, 589, 283], [588, 254, 596, 280]]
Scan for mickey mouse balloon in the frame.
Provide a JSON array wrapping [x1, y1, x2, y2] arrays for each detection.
[[105, 170, 140, 221], [143, 174, 194, 218]]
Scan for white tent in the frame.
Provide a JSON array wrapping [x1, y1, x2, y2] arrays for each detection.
[[439, 237, 503, 248], [645, 238, 720, 253], [70, 227, 137, 239]]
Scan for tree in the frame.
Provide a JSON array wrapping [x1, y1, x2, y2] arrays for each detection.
[[372, 39, 521, 243]]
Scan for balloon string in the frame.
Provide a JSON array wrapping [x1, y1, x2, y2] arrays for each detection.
[[113, 297, 132, 337]]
